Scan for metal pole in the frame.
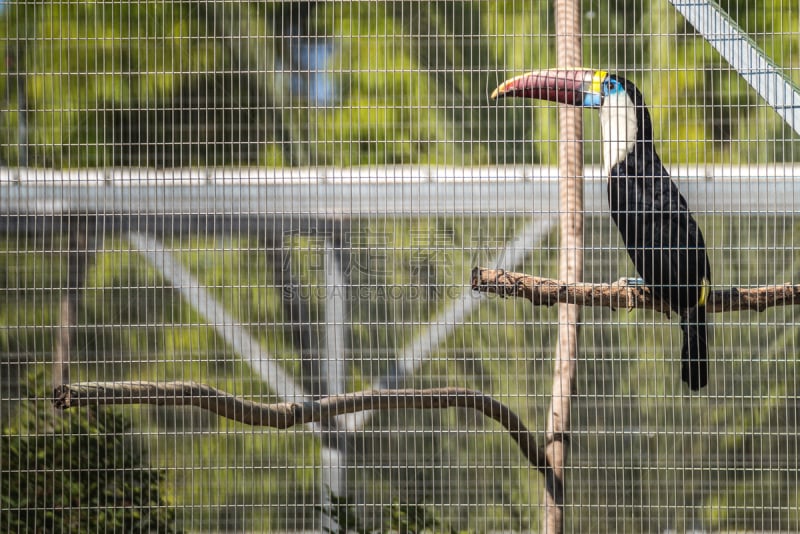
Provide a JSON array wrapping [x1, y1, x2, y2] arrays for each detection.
[[320, 242, 347, 532]]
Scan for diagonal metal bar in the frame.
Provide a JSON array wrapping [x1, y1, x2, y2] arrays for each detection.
[[342, 216, 558, 432], [128, 232, 310, 405], [670, 0, 800, 136]]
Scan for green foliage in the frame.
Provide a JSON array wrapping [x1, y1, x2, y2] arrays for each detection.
[[14, 1, 798, 167], [2, 2, 798, 530], [318, 494, 373, 534], [4, 214, 800, 531], [318, 493, 462, 534], [388, 500, 459, 534], [0, 372, 178, 533]]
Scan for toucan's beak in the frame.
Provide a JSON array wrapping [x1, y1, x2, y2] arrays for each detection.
[[491, 68, 607, 108]]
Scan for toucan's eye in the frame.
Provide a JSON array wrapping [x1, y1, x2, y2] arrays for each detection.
[[602, 78, 620, 96]]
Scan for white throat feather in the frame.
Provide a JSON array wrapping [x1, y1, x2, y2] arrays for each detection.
[[599, 90, 638, 176]]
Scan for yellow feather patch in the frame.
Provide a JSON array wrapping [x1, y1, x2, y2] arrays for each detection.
[[698, 278, 710, 306], [590, 70, 608, 95]]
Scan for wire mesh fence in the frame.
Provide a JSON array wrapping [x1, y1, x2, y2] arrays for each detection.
[[1, 1, 799, 532]]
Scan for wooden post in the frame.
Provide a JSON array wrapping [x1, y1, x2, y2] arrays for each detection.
[[53, 220, 92, 394], [543, 0, 584, 531]]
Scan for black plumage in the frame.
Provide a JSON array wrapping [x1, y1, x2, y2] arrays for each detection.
[[607, 77, 711, 390]]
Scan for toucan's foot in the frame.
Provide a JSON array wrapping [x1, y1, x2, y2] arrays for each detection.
[[623, 277, 646, 287], [621, 278, 646, 311]]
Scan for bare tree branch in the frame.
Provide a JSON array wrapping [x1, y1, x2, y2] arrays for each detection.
[[53, 381, 550, 474], [471, 267, 800, 314]]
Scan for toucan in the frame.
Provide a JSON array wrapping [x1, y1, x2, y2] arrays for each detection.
[[491, 69, 711, 390]]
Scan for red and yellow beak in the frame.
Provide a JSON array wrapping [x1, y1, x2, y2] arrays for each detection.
[[491, 68, 608, 108]]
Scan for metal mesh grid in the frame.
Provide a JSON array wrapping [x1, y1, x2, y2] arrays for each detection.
[[1, 1, 799, 532]]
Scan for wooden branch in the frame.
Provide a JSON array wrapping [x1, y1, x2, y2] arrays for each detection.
[[471, 267, 800, 314], [53, 223, 92, 394], [53, 381, 550, 474]]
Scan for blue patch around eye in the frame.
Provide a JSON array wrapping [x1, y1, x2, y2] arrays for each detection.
[[583, 92, 602, 107], [605, 80, 624, 95]]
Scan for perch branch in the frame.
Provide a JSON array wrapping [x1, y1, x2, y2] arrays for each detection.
[[471, 267, 800, 314], [53, 382, 550, 474]]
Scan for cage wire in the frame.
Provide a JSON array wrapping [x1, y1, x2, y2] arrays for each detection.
[[1, 0, 799, 532]]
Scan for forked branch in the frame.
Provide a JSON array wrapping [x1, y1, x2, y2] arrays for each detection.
[[471, 267, 800, 314], [53, 381, 550, 474]]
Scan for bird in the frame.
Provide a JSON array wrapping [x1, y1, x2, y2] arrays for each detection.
[[491, 69, 712, 390]]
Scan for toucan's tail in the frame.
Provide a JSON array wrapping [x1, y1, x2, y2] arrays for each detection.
[[680, 305, 708, 390]]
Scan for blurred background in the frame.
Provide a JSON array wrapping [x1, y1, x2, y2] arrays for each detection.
[[1, 1, 800, 532]]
